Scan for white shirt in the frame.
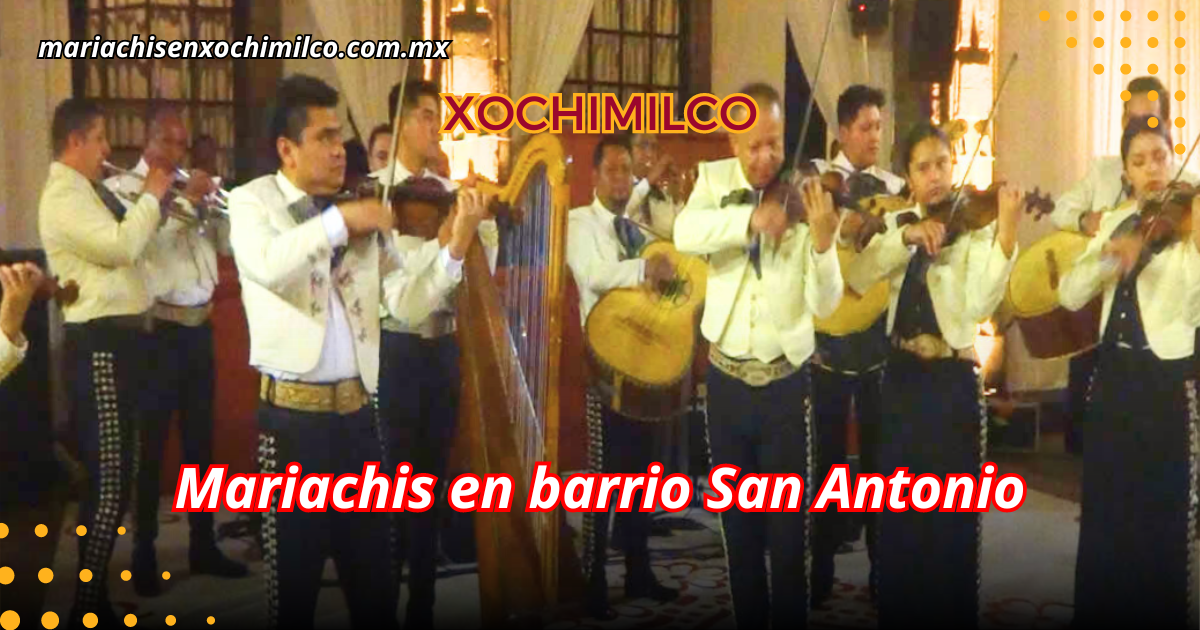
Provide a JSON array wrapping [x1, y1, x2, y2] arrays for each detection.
[[258, 172, 359, 383], [567, 197, 650, 326], [625, 177, 682, 239], [845, 202, 1018, 350], [0, 330, 27, 383], [39, 161, 162, 323], [104, 158, 220, 307], [811, 151, 907, 195], [1050, 156, 1128, 232], [1060, 204, 1200, 360]]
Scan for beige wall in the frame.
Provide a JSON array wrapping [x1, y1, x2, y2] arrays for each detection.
[[0, 0, 71, 248], [278, 0, 354, 141], [710, 0, 785, 100]]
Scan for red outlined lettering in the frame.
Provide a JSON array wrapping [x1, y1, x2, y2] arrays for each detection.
[[515, 94, 548, 133], [661, 93, 687, 133], [603, 93, 644, 132], [685, 94, 720, 133], [720, 93, 757, 132], [440, 93, 479, 134], [550, 94, 585, 133], [476, 94, 515, 134]]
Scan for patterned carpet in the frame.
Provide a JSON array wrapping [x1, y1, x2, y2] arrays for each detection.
[[26, 487, 1123, 629]]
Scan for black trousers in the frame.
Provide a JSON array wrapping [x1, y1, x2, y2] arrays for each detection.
[[1065, 347, 1098, 455], [581, 390, 670, 591], [706, 363, 813, 630], [256, 402, 396, 630], [1074, 346, 1196, 629], [66, 321, 151, 619], [136, 320, 216, 549], [811, 365, 882, 598], [875, 350, 983, 629], [377, 330, 460, 627]]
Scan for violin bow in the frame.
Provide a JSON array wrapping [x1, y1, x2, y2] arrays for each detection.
[[767, 0, 838, 258], [943, 52, 1019, 223], [381, 57, 414, 204]]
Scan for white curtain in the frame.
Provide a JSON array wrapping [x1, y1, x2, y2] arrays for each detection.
[[510, 0, 596, 127], [996, 0, 1200, 392], [307, 0, 407, 135], [786, 0, 896, 161]]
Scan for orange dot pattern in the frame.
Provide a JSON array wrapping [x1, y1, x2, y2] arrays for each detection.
[[1093, 37, 1104, 48], [1177, 11, 1186, 21], [1176, 91, 1186, 101], [1094, 64, 1104, 75], [1121, 64, 1132, 75], [1177, 118, 1186, 128], [1149, 37, 1160, 48], [1121, 90, 1132, 101], [1121, 37, 1131, 48], [1039, 10, 1049, 21], [1149, 10, 1159, 21], [1177, 37, 1187, 48], [1149, 117, 1159, 128], [1149, 64, 1159, 74], [1093, 10, 1103, 21], [1179, 64, 1188, 75], [1067, 10, 1077, 21], [1149, 90, 1160, 101], [1121, 10, 1131, 21], [1067, 37, 1078, 48], [1180, 145, 1189, 155]]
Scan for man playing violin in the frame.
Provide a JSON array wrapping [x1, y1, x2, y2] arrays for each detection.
[[39, 97, 174, 628], [370, 78, 495, 630], [228, 74, 454, 629], [844, 122, 1023, 628], [102, 105, 247, 596], [1060, 115, 1200, 629], [674, 82, 843, 629], [567, 133, 681, 619], [806, 84, 905, 605]]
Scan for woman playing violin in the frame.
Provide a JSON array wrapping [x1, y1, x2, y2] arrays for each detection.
[[844, 122, 1024, 629], [1059, 115, 1200, 629]]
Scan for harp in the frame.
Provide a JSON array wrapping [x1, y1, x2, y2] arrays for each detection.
[[456, 133, 572, 625]]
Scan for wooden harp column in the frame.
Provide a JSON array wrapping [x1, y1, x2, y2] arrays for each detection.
[[455, 133, 572, 626]]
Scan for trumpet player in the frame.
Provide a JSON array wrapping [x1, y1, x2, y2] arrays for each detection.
[[102, 105, 247, 597], [39, 97, 173, 628]]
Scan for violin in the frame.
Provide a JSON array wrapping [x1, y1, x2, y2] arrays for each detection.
[[920, 183, 1054, 247], [789, 162, 913, 251], [36, 276, 79, 306], [1136, 181, 1198, 247]]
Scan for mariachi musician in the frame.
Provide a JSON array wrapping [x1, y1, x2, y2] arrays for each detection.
[[844, 122, 1023, 628], [39, 97, 174, 628], [1060, 115, 1200, 629], [806, 84, 906, 605], [226, 73, 472, 629], [370, 77, 496, 629], [567, 133, 681, 620], [102, 105, 247, 596], [1048, 75, 1170, 454], [674, 82, 844, 629]]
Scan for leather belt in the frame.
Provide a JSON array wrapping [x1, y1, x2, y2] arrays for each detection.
[[259, 375, 369, 416], [153, 301, 213, 327], [85, 313, 155, 334], [381, 313, 456, 338], [892, 334, 974, 361], [708, 345, 799, 388]]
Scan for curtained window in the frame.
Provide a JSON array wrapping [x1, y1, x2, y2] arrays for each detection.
[[72, 0, 236, 179], [562, 0, 687, 112]]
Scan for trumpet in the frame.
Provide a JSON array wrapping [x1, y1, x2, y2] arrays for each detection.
[[101, 161, 230, 228]]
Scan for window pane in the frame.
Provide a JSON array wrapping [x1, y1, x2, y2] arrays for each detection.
[[653, 37, 679, 87], [625, 0, 650, 33], [593, 33, 621, 83], [623, 35, 649, 85], [594, 0, 620, 29], [656, 0, 679, 35]]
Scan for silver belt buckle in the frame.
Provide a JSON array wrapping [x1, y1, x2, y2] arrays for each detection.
[[742, 367, 771, 388]]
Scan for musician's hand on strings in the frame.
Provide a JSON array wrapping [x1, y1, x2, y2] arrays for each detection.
[[750, 197, 788, 244], [339, 198, 392, 237], [448, 188, 490, 260], [644, 253, 676, 290], [839, 210, 866, 243], [802, 177, 838, 254], [996, 184, 1023, 257], [0, 262, 44, 343], [181, 168, 216, 204], [903, 219, 946, 257], [1080, 210, 1102, 237], [1102, 233, 1145, 278]]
